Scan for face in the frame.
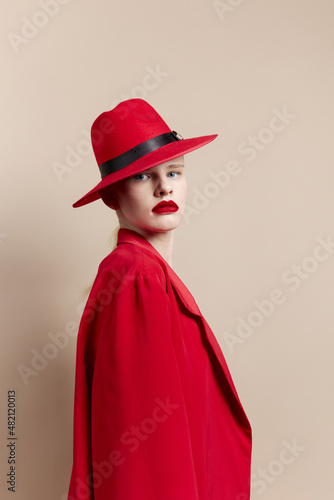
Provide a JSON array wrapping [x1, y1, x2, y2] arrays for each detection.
[[102, 156, 187, 234]]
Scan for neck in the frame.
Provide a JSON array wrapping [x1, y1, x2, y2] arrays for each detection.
[[145, 230, 174, 267], [119, 222, 174, 267]]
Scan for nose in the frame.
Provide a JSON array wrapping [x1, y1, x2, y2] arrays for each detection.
[[154, 175, 173, 196]]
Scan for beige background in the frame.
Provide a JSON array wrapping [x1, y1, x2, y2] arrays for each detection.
[[1, 0, 333, 498]]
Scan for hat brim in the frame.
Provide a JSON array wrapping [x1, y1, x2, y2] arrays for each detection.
[[72, 134, 218, 208]]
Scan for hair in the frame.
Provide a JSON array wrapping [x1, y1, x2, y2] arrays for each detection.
[[99, 186, 118, 210]]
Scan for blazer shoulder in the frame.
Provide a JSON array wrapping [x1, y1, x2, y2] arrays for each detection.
[[97, 243, 167, 289]]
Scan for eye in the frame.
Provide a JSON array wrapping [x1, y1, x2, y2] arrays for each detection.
[[132, 173, 149, 181], [167, 171, 180, 178]]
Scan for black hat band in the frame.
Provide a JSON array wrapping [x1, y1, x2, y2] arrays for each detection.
[[98, 131, 183, 178]]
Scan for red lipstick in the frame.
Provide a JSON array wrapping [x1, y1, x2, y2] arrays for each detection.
[[152, 200, 179, 214]]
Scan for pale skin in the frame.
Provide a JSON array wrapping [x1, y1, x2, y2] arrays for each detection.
[[100, 156, 187, 267]]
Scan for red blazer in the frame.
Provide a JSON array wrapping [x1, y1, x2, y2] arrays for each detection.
[[67, 228, 252, 500]]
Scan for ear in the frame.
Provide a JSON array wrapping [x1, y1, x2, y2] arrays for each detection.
[[99, 188, 120, 210]]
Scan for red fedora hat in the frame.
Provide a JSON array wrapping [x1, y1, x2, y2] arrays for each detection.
[[73, 98, 218, 208]]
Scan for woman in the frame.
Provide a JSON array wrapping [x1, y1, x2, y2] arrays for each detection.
[[67, 98, 252, 500]]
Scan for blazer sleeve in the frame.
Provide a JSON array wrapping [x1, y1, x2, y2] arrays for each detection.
[[90, 272, 199, 500]]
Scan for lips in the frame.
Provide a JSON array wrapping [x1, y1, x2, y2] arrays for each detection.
[[152, 200, 179, 214]]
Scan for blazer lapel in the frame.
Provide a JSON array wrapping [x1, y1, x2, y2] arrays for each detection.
[[165, 262, 250, 426], [165, 266, 202, 317]]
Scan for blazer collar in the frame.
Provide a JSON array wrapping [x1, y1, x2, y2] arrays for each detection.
[[116, 228, 201, 316]]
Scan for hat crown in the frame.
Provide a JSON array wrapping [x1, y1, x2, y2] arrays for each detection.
[[91, 99, 171, 167]]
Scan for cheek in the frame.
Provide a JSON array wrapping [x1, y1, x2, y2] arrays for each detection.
[[119, 191, 149, 217]]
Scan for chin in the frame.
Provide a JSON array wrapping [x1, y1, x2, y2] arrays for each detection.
[[153, 216, 183, 232], [124, 211, 184, 233], [137, 218, 182, 233], [154, 225, 179, 233], [148, 223, 180, 233]]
